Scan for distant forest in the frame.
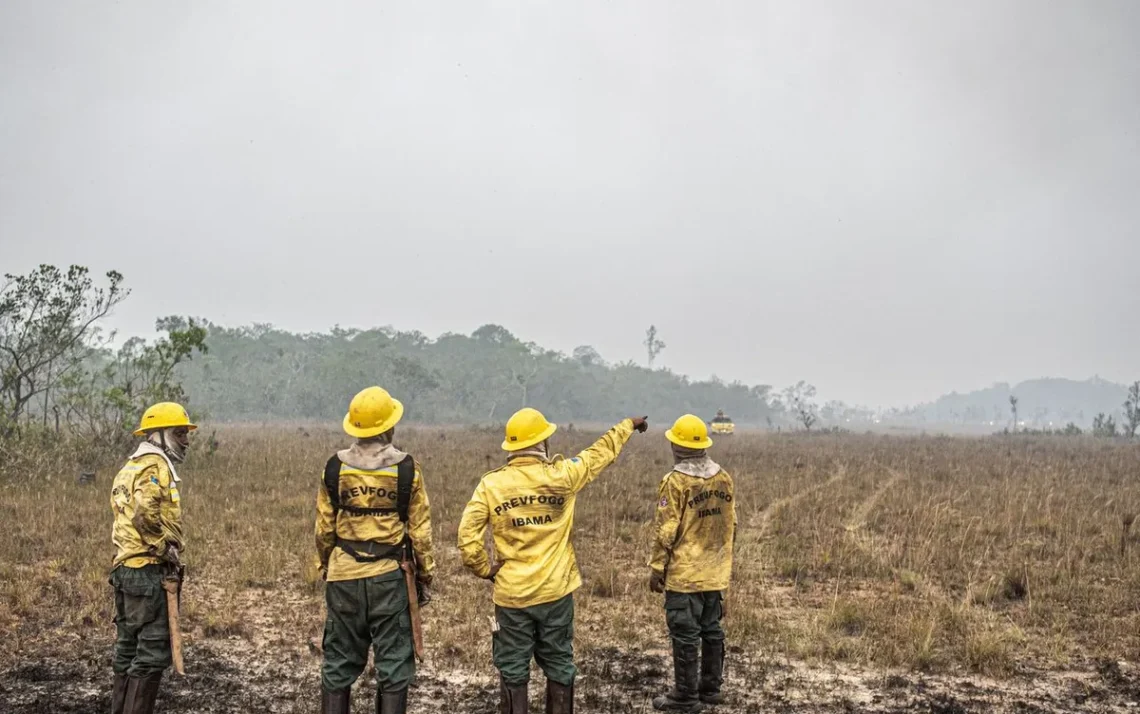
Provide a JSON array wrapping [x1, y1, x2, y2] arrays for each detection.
[[177, 322, 779, 425], [7, 265, 1133, 454]]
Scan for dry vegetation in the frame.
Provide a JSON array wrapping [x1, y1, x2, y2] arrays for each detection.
[[1, 428, 1139, 713]]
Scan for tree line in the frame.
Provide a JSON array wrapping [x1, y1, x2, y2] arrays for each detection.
[[6, 264, 1130, 447], [1, 265, 783, 451], [176, 321, 780, 426]]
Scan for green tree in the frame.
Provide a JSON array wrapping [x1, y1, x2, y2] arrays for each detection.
[[572, 345, 603, 367], [61, 317, 208, 451], [0, 265, 127, 437]]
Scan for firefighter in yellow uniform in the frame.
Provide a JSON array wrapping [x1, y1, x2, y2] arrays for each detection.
[[458, 408, 648, 714], [109, 402, 196, 714], [649, 415, 737, 711], [315, 386, 435, 714]]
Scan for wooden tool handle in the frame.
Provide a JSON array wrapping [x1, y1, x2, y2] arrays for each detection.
[[402, 562, 425, 662], [162, 579, 185, 676]]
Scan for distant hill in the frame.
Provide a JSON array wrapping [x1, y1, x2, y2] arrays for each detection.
[[906, 377, 1132, 428]]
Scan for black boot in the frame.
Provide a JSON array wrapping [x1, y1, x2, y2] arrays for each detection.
[[123, 672, 163, 714], [500, 678, 528, 714], [699, 640, 725, 705], [545, 680, 573, 714], [321, 686, 351, 714], [652, 643, 702, 712], [111, 672, 129, 714], [377, 688, 407, 714]]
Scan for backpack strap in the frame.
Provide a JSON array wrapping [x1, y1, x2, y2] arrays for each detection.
[[324, 455, 343, 513], [396, 455, 415, 524], [396, 455, 419, 567]]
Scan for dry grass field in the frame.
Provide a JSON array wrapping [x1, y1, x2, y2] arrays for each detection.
[[1, 426, 1139, 713]]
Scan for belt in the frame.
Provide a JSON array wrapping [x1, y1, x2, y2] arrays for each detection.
[[335, 538, 403, 563]]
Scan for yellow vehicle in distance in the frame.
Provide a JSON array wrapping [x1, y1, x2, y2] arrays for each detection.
[[709, 410, 735, 436]]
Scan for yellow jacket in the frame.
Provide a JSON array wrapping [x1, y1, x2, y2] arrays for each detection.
[[110, 443, 184, 569], [458, 419, 635, 609], [649, 463, 736, 593], [315, 444, 435, 583]]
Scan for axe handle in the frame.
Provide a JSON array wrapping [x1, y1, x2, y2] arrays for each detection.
[[401, 562, 424, 661], [162, 579, 185, 676]]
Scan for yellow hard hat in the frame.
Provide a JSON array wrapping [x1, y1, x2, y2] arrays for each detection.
[[343, 386, 404, 438], [502, 407, 557, 452], [666, 414, 713, 450], [134, 402, 197, 436]]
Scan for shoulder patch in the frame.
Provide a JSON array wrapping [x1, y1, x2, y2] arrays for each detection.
[[659, 496, 669, 508]]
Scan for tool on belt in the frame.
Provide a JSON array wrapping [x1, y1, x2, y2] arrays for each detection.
[[324, 453, 427, 660]]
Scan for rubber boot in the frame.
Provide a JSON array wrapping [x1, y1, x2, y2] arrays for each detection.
[[123, 672, 163, 714], [545, 680, 573, 714], [377, 688, 408, 714], [111, 672, 130, 714], [652, 643, 702, 712], [321, 686, 351, 714], [500, 678, 528, 714], [699, 640, 725, 705]]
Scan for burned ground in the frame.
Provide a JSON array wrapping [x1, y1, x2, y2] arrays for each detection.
[[5, 641, 1140, 713]]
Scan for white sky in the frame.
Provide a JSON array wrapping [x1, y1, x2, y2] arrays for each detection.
[[2, 1, 1138, 406]]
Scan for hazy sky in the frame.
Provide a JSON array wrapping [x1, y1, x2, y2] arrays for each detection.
[[2, 1, 1138, 407]]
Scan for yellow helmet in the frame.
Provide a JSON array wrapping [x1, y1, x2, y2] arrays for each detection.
[[134, 402, 197, 436], [666, 414, 713, 450], [343, 386, 404, 438], [502, 407, 557, 452]]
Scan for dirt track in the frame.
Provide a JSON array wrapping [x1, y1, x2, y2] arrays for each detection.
[[4, 640, 1139, 713]]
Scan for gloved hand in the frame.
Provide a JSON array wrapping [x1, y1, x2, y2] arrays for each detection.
[[415, 571, 434, 607], [630, 416, 649, 433], [162, 544, 182, 569], [486, 562, 503, 582], [649, 570, 666, 593]]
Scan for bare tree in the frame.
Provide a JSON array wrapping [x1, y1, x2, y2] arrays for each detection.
[[1123, 381, 1140, 439], [509, 359, 541, 407], [643, 325, 666, 368], [1093, 413, 1119, 438], [1009, 395, 1019, 433], [783, 381, 818, 431]]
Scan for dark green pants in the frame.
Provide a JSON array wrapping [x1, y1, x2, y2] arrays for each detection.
[[493, 594, 576, 687], [110, 565, 172, 677], [665, 591, 724, 648], [322, 571, 414, 693]]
